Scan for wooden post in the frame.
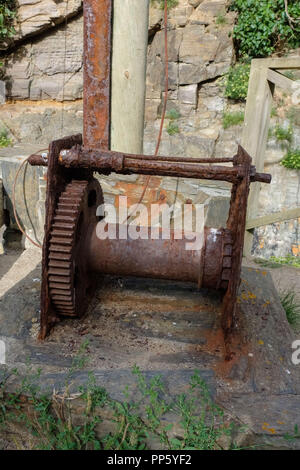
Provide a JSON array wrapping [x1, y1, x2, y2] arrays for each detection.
[[242, 60, 275, 255], [242, 57, 300, 255], [111, 0, 149, 154]]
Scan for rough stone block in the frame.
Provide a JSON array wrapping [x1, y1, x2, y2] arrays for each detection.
[[5, 16, 83, 102], [180, 26, 219, 64], [178, 84, 198, 106], [179, 62, 207, 85], [188, 0, 204, 7], [14, 0, 83, 44], [148, 29, 183, 64]]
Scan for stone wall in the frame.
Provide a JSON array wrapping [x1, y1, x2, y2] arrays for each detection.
[[0, 0, 299, 258]]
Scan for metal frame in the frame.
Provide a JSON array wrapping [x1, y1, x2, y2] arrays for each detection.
[[28, 1, 271, 356]]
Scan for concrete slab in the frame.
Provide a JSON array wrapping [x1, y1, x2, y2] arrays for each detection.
[[0, 248, 299, 448]]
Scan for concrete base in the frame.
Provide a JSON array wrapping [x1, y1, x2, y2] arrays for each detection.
[[0, 248, 299, 449]]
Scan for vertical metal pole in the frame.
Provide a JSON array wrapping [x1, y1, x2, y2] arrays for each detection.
[[83, 0, 112, 149]]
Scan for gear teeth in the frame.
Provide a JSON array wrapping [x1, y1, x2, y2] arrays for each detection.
[[52, 222, 75, 230], [49, 275, 71, 283], [50, 237, 73, 246], [48, 180, 89, 316]]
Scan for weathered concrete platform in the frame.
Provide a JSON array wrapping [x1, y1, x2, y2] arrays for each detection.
[[0, 248, 299, 448]]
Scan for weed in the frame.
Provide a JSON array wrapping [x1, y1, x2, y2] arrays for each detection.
[[216, 14, 227, 25], [0, 353, 239, 450], [270, 107, 278, 118], [281, 149, 300, 170], [272, 124, 293, 143], [280, 290, 300, 328], [224, 63, 250, 101], [0, 0, 16, 42], [0, 129, 12, 148], [255, 255, 300, 269], [166, 108, 180, 121], [284, 425, 300, 441], [283, 70, 296, 80], [222, 111, 244, 129], [166, 121, 179, 136]]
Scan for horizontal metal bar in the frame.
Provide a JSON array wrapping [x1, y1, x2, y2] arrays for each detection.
[[28, 146, 271, 184]]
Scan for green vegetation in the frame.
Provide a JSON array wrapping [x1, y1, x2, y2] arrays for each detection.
[[0, 129, 12, 148], [283, 70, 297, 80], [0, 0, 16, 42], [0, 350, 238, 450], [281, 148, 300, 170], [222, 111, 244, 129], [271, 107, 278, 118], [224, 63, 250, 101], [287, 106, 300, 125], [166, 108, 180, 136], [255, 255, 300, 269], [268, 122, 300, 170], [166, 108, 181, 121], [280, 290, 300, 327], [230, 0, 300, 58], [216, 14, 227, 25], [284, 425, 300, 441], [269, 255, 300, 268], [166, 121, 179, 136], [151, 0, 179, 9], [273, 124, 293, 143]]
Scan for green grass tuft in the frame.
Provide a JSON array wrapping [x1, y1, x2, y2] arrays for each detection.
[[166, 121, 179, 136], [272, 125, 293, 143], [280, 290, 300, 328], [166, 108, 181, 121], [222, 111, 244, 129], [216, 14, 227, 25], [0, 343, 241, 450]]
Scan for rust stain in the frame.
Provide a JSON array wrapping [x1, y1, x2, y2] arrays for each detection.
[[26, 2, 272, 347], [83, 0, 112, 149]]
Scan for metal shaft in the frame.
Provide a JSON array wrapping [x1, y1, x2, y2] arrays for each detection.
[[28, 149, 272, 185]]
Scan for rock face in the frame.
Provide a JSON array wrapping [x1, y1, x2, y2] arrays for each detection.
[[0, 0, 299, 259], [1, 0, 82, 48], [4, 16, 83, 101]]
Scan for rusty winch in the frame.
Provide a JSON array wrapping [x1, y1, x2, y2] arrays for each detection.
[[27, 0, 271, 343]]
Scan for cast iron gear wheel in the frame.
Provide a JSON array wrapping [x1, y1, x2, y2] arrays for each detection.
[[48, 178, 103, 317]]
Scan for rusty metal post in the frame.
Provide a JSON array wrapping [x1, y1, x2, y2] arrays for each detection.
[[83, 0, 112, 149], [222, 145, 253, 355]]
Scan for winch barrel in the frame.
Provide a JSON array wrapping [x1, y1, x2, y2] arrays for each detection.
[[87, 224, 232, 289]]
